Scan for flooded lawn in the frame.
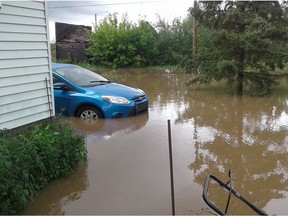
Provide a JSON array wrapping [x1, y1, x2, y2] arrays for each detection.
[[20, 68, 288, 215]]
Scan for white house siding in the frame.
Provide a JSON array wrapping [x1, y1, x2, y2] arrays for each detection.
[[0, 1, 54, 130]]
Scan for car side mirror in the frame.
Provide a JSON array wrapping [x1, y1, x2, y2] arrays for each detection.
[[53, 82, 69, 91]]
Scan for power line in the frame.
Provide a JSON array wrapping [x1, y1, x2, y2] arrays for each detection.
[[48, 1, 161, 9]]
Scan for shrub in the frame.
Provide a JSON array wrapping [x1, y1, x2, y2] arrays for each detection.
[[0, 119, 87, 214], [86, 14, 158, 68]]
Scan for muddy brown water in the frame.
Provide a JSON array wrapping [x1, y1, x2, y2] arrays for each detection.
[[20, 68, 288, 215]]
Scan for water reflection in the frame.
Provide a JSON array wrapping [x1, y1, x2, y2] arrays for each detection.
[[71, 111, 149, 140], [20, 69, 288, 215], [19, 162, 88, 215], [102, 69, 288, 214], [184, 93, 288, 214]]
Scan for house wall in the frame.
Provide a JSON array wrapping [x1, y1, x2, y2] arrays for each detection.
[[55, 23, 91, 63], [0, 1, 54, 130], [56, 42, 90, 62]]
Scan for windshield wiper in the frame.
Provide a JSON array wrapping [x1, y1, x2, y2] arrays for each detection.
[[90, 80, 111, 83]]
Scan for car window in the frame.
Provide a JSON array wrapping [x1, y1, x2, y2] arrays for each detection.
[[53, 75, 62, 84], [54, 65, 109, 87], [53, 75, 75, 91]]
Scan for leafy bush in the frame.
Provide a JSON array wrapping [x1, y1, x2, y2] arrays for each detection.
[[155, 16, 193, 65], [86, 14, 195, 68], [0, 119, 87, 214], [86, 14, 159, 68]]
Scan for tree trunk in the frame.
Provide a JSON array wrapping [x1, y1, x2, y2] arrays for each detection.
[[236, 50, 245, 96], [236, 71, 244, 96], [236, 3, 245, 96]]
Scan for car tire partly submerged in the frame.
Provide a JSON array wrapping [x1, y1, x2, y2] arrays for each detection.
[[76, 106, 103, 124]]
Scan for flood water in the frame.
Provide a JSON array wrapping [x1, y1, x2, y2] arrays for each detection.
[[20, 68, 288, 215]]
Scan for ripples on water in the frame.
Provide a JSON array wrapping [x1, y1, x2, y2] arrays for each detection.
[[21, 69, 288, 215]]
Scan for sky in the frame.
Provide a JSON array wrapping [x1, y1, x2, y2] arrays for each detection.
[[47, 0, 194, 41]]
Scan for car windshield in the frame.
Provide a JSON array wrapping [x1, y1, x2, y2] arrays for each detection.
[[54, 65, 109, 87]]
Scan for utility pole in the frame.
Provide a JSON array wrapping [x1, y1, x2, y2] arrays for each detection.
[[193, 0, 197, 58], [94, 11, 109, 32], [95, 14, 98, 30]]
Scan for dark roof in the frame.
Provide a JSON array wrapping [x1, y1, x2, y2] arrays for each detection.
[[55, 22, 91, 42]]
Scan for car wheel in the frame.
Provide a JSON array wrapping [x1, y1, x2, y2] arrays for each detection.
[[76, 106, 103, 125]]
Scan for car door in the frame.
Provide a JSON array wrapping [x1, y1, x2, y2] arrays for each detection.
[[53, 75, 73, 116]]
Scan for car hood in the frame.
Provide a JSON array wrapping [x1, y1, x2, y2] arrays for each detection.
[[84, 82, 144, 99]]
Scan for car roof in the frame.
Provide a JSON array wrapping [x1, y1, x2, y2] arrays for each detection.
[[52, 62, 74, 70]]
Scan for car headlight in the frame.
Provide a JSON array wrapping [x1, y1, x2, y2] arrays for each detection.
[[137, 88, 145, 95], [101, 96, 130, 104]]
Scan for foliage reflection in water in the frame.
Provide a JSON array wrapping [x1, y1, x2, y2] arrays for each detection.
[[20, 68, 288, 215]]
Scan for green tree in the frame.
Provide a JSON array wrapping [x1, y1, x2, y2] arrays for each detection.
[[155, 16, 193, 65], [187, 1, 288, 96], [86, 14, 158, 68], [132, 20, 159, 66]]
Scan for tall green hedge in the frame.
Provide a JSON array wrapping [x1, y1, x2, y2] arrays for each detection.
[[0, 119, 87, 214], [87, 14, 159, 68]]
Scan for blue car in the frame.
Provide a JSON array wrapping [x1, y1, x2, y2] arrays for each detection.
[[52, 63, 148, 121]]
